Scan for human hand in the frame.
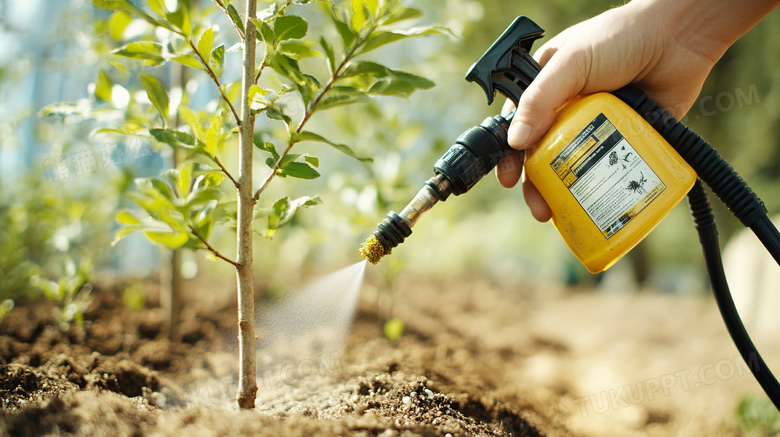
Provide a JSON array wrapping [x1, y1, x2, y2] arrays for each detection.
[[495, 0, 778, 221]]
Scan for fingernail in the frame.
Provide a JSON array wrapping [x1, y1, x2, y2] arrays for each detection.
[[508, 121, 533, 147]]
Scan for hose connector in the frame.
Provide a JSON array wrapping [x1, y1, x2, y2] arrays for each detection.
[[360, 175, 452, 264]]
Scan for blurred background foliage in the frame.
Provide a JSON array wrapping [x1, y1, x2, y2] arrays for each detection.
[[1, 0, 779, 308]]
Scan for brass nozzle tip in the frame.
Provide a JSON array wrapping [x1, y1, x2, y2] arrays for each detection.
[[359, 234, 387, 264]]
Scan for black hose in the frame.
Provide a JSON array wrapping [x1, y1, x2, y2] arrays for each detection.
[[613, 86, 780, 409], [751, 215, 780, 266], [688, 180, 780, 410]]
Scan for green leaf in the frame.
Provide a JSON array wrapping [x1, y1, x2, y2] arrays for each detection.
[[267, 195, 323, 234], [260, 20, 276, 46], [294, 131, 372, 162], [194, 172, 226, 190], [126, 187, 183, 232], [278, 153, 301, 168], [279, 161, 320, 179], [270, 52, 306, 86], [167, 7, 191, 38], [350, 0, 370, 33], [392, 70, 436, 89], [192, 212, 214, 242], [359, 27, 444, 54], [186, 187, 223, 208], [279, 40, 321, 60], [92, 0, 133, 11], [171, 54, 206, 71], [248, 85, 276, 111], [95, 70, 113, 103], [298, 74, 320, 107], [319, 36, 336, 75], [139, 73, 170, 123], [364, 0, 379, 17], [274, 15, 308, 40], [210, 45, 225, 77], [144, 230, 189, 249], [204, 116, 223, 156], [227, 4, 245, 37], [367, 71, 435, 97], [150, 178, 175, 200], [158, 170, 180, 193], [179, 105, 204, 144], [198, 27, 214, 64], [178, 162, 194, 197], [382, 7, 421, 25], [134, 177, 179, 208], [330, 7, 356, 47], [304, 155, 319, 167], [112, 225, 144, 245], [116, 210, 143, 225], [92, 127, 148, 138], [149, 128, 195, 149], [112, 41, 165, 66], [341, 60, 392, 78], [266, 107, 292, 129], [339, 62, 434, 97], [94, 0, 163, 31], [316, 86, 369, 110], [107, 10, 132, 40], [254, 136, 279, 159], [146, 0, 165, 16]]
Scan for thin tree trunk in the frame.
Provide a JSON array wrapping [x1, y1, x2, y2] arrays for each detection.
[[164, 250, 183, 338], [235, 0, 258, 410], [163, 62, 186, 340]]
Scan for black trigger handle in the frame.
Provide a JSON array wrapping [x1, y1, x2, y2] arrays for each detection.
[[465, 16, 545, 106]]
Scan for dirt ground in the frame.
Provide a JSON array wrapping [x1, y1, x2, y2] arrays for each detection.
[[0, 269, 776, 436]]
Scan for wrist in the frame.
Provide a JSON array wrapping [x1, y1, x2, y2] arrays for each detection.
[[632, 0, 777, 63]]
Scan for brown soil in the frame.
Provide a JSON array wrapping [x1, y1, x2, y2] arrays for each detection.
[[0, 272, 773, 436]]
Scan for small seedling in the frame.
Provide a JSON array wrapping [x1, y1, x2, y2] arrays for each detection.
[[736, 395, 780, 436], [122, 283, 146, 312], [383, 316, 404, 341], [31, 257, 93, 328], [0, 300, 14, 322]]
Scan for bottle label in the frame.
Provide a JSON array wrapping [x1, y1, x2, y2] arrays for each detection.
[[550, 113, 665, 238]]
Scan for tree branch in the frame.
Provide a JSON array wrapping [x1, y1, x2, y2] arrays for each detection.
[[252, 43, 361, 202], [213, 155, 240, 188], [189, 225, 239, 267], [189, 40, 242, 126], [253, 140, 295, 202], [295, 49, 354, 133], [253, 55, 267, 85], [212, 0, 245, 41]]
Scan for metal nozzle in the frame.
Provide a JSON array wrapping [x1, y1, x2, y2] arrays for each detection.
[[359, 175, 452, 264], [399, 174, 451, 227]]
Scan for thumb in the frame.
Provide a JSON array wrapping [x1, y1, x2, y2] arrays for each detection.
[[508, 46, 589, 149]]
